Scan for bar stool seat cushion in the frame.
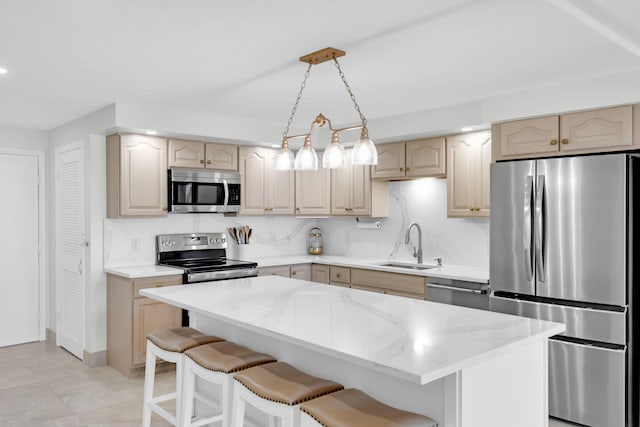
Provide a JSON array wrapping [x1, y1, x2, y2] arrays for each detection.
[[233, 362, 343, 406], [147, 327, 224, 353], [185, 341, 276, 373], [300, 388, 438, 427]]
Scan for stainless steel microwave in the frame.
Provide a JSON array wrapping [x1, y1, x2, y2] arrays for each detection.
[[168, 168, 241, 213]]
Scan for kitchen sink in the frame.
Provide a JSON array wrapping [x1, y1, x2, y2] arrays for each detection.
[[377, 262, 436, 270]]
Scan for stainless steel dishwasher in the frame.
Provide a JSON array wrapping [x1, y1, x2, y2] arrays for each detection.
[[426, 277, 490, 310]]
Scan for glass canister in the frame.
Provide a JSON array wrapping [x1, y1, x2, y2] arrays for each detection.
[[308, 227, 323, 255]]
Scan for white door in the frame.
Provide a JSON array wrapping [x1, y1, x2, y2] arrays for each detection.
[[0, 154, 40, 347], [56, 144, 85, 359]]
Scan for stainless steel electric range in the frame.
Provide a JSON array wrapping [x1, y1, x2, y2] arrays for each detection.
[[156, 232, 258, 325]]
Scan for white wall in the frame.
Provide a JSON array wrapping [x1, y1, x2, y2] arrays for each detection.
[[319, 179, 489, 268], [0, 126, 48, 151]]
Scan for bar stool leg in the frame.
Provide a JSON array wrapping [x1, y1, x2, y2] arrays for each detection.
[[230, 384, 247, 427], [142, 343, 157, 427], [180, 360, 196, 427]]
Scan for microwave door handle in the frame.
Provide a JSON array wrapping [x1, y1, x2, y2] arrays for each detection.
[[535, 175, 545, 281], [223, 179, 229, 208], [523, 175, 534, 281]]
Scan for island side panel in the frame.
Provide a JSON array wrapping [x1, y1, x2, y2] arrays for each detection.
[[458, 339, 548, 427], [191, 312, 447, 424]]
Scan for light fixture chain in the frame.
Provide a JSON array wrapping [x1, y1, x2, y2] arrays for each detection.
[[283, 63, 312, 139], [333, 58, 367, 128]]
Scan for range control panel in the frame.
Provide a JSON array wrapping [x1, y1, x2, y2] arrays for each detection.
[[157, 232, 228, 252]]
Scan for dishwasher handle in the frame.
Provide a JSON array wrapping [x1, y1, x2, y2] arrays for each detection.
[[427, 283, 489, 295]]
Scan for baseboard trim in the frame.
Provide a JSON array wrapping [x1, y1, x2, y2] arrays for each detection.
[[84, 349, 107, 367]]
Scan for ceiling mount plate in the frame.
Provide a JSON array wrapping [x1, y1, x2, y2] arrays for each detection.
[[299, 47, 346, 65]]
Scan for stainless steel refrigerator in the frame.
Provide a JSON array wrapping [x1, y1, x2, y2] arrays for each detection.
[[490, 153, 639, 427]]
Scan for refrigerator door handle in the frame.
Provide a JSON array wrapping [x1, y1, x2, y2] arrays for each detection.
[[535, 175, 546, 281], [523, 175, 534, 281]]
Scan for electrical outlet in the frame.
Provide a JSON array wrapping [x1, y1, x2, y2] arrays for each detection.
[[130, 238, 141, 253]]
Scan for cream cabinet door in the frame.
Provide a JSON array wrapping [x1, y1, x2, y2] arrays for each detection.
[[132, 298, 181, 366], [290, 264, 311, 281], [239, 146, 268, 215], [405, 137, 446, 177], [496, 116, 559, 159], [267, 150, 294, 215], [447, 132, 492, 218], [559, 105, 632, 153], [119, 135, 168, 216], [372, 142, 405, 179], [205, 143, 238, 170], [168, 139, 205, 168], [296, 155, 330, 215], [350, 162, 371, 215], [311, 264, 330, 284]]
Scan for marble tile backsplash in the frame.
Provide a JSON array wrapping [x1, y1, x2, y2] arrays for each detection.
[[104, 178, 489, 269], [318, 178, 489, 268]]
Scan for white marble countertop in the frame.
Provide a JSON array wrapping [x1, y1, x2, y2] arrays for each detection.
[[104, 254, 489, 283], [141, 276, 563, 384], [104, 265, 183, 278], [256, 255, 489, 283]]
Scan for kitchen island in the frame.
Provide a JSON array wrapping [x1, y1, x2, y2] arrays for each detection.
[[141, 276, 564, 427]]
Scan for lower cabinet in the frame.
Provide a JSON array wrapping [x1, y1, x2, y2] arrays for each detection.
[[107, 274, 182, 376], [330, 266, 351, 287], [258, 264, 311, 280], [311, 264, 330, 284], [350, 268, 426, 300]]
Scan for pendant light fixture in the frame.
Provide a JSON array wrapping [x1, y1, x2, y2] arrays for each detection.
[[274, 47, 378, 171]]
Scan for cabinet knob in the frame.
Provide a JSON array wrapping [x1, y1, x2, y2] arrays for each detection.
[[207, 160, 212, 164], [561, 138, 569, 145], [469, 207, 474, 212], [200, 159, 205, 164], [399, 167, 404, 172], [264, 208, 269, 211], [550, 139, 558, 145], [292, 271, 297, 275], [162, 207, 168, 211], [336, 273, 341, 278], [406, 167, 410, 172]]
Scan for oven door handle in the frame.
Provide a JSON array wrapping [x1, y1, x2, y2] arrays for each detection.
[[223, 179, 229, 208]]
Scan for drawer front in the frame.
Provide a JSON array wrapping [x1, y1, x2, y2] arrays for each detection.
[[132, 275, 182, 299], [351, 268, 426, 296], [490, 295, 626, 345], [258, 265, 291, 278], [330, 266, 351, 284]]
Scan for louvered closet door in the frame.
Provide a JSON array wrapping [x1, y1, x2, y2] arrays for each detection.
[[0, 154, 40, 347], [56, 145, 85, 359]]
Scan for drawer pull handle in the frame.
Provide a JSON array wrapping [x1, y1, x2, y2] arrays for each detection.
[[427, 283, 489, 295]]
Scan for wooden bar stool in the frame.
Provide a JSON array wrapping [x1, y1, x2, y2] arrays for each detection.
[[231, 362, 344, 427], [180, 341, 277, 427], [300, 388, 439, 427], [142, 327, 224, 427]]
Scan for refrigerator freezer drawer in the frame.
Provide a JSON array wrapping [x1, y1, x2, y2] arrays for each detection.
[[490, 295, 626, 345], [549, 338, 626, 427]]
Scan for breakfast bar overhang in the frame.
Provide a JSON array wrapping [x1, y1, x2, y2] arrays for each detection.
[[141, 276, 564, 427]]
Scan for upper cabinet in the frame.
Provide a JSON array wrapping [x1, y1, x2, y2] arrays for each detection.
[[372, 138, 446, 180], [493, 105, 635, 161], [447, 131, 491, 218], [168, 139, 237, 170], [238, 146, 294, 215], [331, 149, 388, 217], [107, 134, 168, 218], [296, 154, 331, 216]]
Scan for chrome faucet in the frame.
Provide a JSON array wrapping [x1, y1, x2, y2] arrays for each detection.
[[405, 222, 423, 264]]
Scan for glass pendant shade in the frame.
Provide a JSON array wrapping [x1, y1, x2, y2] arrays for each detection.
[[352, 135, 378, 165], [323, 139, 346, 169], [274, 146, 295, 171], [294, 143, 318, 171]]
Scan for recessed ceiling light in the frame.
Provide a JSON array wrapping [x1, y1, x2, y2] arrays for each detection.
[[0, 68, 8, 75], [461, 127, 473, 132], [145, 130, 157, 135]]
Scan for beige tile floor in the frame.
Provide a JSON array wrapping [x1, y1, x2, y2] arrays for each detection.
[[1, 340, 579, 426], [0, 340, 174, 426]]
